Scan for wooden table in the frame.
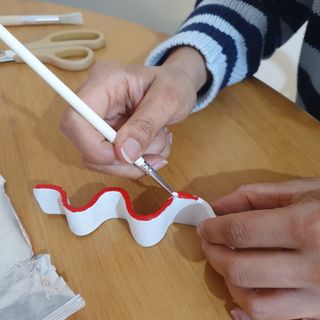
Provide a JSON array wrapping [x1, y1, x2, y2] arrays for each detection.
[[1, 1, 320, 319]]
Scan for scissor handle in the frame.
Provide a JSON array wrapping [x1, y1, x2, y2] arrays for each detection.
[[26, 29, 105, 50], [14, 46, 95, 71]]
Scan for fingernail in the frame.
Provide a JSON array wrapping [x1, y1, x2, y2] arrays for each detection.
[[231, 310, 240, 320], [168, 132, 173, 145], [201, 239, 207, 251], [121, 138, 141, 163], [197, 225, 202, 237], [231, 309, 252, 320], [152, 160, 168, 171], [163, 127, 169, 134], [197, 221, 204, 237]]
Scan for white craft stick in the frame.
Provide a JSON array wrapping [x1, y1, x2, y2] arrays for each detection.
[[0, 12, 83, 26], [0, 24, 145, 168]]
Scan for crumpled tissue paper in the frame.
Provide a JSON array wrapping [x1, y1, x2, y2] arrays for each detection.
[[0, 176, 85, 320]]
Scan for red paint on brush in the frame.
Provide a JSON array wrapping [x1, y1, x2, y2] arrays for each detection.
[[34, 184, 197, 221]]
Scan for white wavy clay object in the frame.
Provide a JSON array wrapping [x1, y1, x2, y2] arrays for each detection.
[[33, 185, 215, 247]]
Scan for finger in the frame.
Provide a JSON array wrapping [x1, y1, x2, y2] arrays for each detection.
[[198, 200, 317, 249], [83, 129, 171, 179], [84, 155, 168, 179], [60, 109, 117, 165], [202, 242, 308, 288], [60, 63, 131, 165], [212, 179, 320, 215], [77, 65, 120, 118], [157, 137, 172, 159], [144, 128, 172, 155], [60, 74, 118, 165], [115, 80, 187, 163], [226, 282, 319, 320], [106, 113, 129, 131], [84, 160, 144, 178], [230, 308, 252, 320]]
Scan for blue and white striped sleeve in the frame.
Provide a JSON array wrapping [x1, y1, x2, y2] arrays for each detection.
[[145, 0, 289, 112]]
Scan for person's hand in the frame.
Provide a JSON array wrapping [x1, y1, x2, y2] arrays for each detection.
[[197, 178, 320, 320], [60, 47, 207, 178]]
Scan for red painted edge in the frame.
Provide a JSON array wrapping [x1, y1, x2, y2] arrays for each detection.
[[34, 184, 198, 222], [177, 192, 198, 200]]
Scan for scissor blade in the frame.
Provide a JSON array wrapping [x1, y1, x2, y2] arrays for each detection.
[[0, 50, 15, 62]]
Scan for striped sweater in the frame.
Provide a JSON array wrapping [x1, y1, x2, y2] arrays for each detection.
[[146, 0, 320, 120]]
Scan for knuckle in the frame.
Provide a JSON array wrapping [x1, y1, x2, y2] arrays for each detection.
[[237, 183, 251, 193], [293, 200, 320, 247], [140, 120, 153, 138], [305, 219, 320, 247], [223, 218, 250, 247], [225, 259, 249, 287], [85, 153, 109, 165], [290, 215, 307, 247], [160, 83, 180, 110], [59, 110, 76, 134], [162, 84, 177, 102], [310, 263, 320, 285], [132, 118, 154, 141]]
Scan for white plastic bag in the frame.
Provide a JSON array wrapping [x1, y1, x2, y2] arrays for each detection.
[[0, 176, 84, 320]]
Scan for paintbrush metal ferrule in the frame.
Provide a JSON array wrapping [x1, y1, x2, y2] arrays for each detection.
[[135, 160, 175, 197]]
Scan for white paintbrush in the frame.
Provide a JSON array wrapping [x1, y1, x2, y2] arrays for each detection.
[[0, 24, 175, 196], [0, 12, 83, 26]]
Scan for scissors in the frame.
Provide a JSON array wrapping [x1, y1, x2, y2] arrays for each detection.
[[0, 29, 105, 71]]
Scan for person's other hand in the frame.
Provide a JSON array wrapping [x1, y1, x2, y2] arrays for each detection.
[[60, 47, 207, 178], [198, 178, 320, 320]]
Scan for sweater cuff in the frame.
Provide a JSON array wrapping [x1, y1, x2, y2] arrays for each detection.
[[145, 30, 227, 112]]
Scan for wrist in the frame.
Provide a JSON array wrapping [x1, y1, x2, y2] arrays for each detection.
[[163, 46, 208, 92]]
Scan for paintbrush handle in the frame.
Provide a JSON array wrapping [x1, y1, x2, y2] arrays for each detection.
[[0, 16, 25, 26], [0, 15, 61, 26], [0, 13, 83, 26]]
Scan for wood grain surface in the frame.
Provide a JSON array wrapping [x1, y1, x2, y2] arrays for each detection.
[[1, 1, 320, 319]]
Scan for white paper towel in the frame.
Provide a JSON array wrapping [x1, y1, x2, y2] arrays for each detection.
[[0, 176, 85, 320]]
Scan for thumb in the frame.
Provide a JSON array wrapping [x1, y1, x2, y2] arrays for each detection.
[[115, 87, 177, 163]]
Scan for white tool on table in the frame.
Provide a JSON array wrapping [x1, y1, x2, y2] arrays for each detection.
[[0, 12, 83, 26]]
